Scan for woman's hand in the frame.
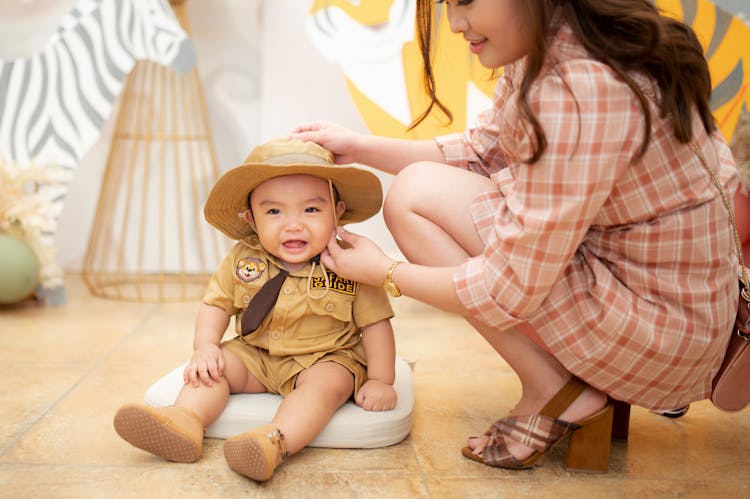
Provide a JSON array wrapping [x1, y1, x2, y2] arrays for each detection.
[[289, 121, 362, 165], [183, 343, 225, 388], [321, 227, 393, 287], [291, 120, 443, 175]]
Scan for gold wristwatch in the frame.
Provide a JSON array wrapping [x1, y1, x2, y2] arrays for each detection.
[[383, 261, 402, 297]]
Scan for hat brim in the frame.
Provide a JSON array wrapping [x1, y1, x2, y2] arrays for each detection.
[[204, 162, 383, 240]]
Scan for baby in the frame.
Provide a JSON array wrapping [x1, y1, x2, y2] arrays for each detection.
[[114, 138, 397, 481]]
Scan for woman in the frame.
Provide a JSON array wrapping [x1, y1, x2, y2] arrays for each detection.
[[290, 0, 738, 471]]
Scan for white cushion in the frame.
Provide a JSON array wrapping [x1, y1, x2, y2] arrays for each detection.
[[144, 357, 414, 448]]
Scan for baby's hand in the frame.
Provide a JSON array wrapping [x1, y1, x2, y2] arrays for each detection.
[[183, 343, 225, 388], [355, 379, 397, 411]]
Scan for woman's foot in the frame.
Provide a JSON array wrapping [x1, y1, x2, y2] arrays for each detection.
[[465, 377, 609, 466]]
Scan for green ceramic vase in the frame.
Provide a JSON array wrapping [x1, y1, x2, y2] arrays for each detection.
[[0, 234, 40, 304]]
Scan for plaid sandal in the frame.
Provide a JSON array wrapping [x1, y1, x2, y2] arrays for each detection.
[[462, 377, 614, 472]]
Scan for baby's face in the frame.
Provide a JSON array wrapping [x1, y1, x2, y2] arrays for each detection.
[[249, 174, 344, 271]]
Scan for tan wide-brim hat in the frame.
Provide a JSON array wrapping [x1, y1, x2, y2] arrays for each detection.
[[204, 138, 383, 240]]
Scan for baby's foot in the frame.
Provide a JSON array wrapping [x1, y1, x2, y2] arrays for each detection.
[[113, 404, 204, 462], [224, 425, 288, 481]]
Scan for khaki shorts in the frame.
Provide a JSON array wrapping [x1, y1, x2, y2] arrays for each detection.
[[221, 337, 367, 397]]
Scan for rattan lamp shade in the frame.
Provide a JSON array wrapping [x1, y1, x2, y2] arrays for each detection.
[[82, 0, 227, 302]]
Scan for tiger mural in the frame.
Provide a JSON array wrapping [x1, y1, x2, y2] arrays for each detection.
[[306, 0, 749, 144]]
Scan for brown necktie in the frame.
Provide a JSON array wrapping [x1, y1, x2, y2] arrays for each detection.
[[240, 269, 289, 336]]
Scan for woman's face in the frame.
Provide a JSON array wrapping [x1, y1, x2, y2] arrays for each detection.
[[441, 0, 530, 69]]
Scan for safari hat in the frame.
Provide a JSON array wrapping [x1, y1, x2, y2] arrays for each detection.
[[204, 138, 383, 240]]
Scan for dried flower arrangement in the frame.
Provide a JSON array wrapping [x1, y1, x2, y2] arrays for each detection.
[[0, 159, 71, 292]]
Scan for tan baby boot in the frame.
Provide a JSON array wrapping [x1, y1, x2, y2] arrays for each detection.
[[113, 404, 204, 463], [223, 424, 288, 481]]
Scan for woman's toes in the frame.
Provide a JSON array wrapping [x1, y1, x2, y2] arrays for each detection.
[[467, 435, 487, 455]]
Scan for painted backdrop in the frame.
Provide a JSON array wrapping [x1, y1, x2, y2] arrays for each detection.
[[1, 1, 747, 273], [306, 0, 750, 145]]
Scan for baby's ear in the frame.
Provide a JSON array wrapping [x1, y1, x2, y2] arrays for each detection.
[[242, 209, 256, 230], [335, 201, 346, 221]]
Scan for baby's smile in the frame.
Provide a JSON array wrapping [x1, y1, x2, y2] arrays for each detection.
[[283, 240, 308, 251]]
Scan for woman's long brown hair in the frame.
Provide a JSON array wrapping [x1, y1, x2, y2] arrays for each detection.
[[413, 0, 716, 164]]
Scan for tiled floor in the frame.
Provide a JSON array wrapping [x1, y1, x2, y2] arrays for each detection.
[[1, 274, 749, 498]]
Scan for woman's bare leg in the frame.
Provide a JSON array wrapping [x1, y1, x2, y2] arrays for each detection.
[[384, 162, 606, 458], [464, 319, 607, 458], [384, 161, 488, 265]]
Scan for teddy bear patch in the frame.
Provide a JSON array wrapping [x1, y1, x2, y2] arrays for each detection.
[[236, 257, 266, 283]]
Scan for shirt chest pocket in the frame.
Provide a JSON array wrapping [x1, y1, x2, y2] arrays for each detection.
[[233, 280, 265, 310], [297, 294, 355, 340]]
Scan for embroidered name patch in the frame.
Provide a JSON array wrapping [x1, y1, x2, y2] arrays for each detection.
[[310, 273, 357, 295]]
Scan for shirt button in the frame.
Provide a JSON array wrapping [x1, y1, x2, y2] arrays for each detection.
[[283, 286, 292, 294], [271, 330, 281, 339], [242, 295, 250, 304], [325, 303, 335, 312]]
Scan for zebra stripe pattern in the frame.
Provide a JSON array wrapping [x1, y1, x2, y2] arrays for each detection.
[[0, 0, 195, 171], [0, 0, 195, 303]]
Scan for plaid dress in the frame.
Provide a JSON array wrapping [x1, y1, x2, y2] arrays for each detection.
[[435, 20, 738, 410]]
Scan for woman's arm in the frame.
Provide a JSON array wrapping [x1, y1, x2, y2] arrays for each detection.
[[290, 121, 444, 175], [322, 228, 467, 316]]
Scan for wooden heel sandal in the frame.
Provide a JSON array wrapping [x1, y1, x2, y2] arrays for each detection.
[[565, 403, 614, 472], [461, 377, 614, 472]]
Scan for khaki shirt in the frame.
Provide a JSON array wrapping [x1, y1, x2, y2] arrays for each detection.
[[203, 237, 394, 368]]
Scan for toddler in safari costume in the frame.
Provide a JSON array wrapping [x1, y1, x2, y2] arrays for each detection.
[[113, 138, 397, 481]]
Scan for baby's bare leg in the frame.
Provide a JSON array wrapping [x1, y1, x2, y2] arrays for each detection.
[[273, 361, 354, 454], [175, 347, 266, 426]]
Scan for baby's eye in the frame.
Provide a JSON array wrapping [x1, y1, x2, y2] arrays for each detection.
[[305, 207, 321, 213], [266, 208, 281, 215]]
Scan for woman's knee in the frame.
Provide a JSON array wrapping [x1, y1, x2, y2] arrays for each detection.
[[383, 161, 434, 228]]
